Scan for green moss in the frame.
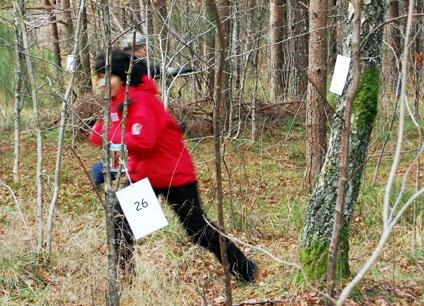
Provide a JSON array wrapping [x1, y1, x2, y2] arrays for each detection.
[[297, 224, 351, 285], [327, 91, 339, 108], [352, 68, 380, 132], [297, 239, 329, 284]]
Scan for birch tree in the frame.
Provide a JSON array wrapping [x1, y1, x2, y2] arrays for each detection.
[[13, 12, 24, 183], [46, 0, 86, 255], [17, 0, 45, 251], [101, 0, 120, 303], [335, 4, 423, 303], [299, 0, 386, 282]]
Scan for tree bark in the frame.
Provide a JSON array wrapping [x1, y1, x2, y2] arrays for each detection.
[[381, 0, 401, 93], [17, 0, 45, 251], [299, 0, 386, 284], [62, 0, 75, 54], [305, 0, 328, 189], [204, 0, 216, 97], [78, 3, 92, 94], [13, 14, 24, 184], [270, 0, 286, 102], [327, 0, 337, 67], [150, 0, 167, 37], [62, 0, 90, 97], [206, 0, 233, 304], [217, 0, 231, 130], [101, 0, 120, 304], [42, 0, 63, 84], [327, 0, 361, 301], [289, 0, 309, 97]]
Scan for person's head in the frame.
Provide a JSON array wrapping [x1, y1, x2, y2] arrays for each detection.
[[123, 32, 147, 58], [95, 49, 148, 97]]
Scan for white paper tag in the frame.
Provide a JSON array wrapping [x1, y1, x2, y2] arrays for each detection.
[[329, 55, 352, 96], [66, 55, 76, 72], [115, 178, 168, 240]]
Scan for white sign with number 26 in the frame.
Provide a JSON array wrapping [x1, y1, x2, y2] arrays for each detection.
[[116, 178, 168, 240]]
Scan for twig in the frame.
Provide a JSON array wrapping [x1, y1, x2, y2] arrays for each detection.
[[69, 146, 104, 205], [0, 180, 29, 232], [46, 0, 87, 255], [383, 0, 415, 230], [234, 300, 283, 306], [202, 217, 337, 305], [359, 12, 424, 52]]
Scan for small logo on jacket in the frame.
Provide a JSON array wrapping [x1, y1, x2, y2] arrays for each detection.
[[111, 113, 119, 122], [132, 123, 142, 135]]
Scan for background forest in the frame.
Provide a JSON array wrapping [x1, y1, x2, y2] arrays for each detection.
[[0, 0, 423, 305]]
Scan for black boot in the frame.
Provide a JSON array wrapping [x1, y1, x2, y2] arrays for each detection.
[[230, 258, 258, 283]]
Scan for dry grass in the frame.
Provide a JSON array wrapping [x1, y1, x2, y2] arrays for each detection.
[[0, 121, 423, 305]]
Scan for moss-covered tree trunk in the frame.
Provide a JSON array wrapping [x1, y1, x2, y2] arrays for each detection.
[[299, 0, 386, 283]]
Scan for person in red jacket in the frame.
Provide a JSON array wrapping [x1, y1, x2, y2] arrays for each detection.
[[90, 50, 258, 283]]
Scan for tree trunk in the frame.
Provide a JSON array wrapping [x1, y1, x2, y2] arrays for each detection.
[[42, 0, 62, 84], [270, 0, 285, 102], [62, 0, 89, 98], [327, 0, 337, 67], [204, 0, 216, 97], [305, 0, 328, 189], [299, 0, 386, 283], [327, 0, 361, 300], [289, 0, 309, 97], [46, 0, 86, 255], [226, 0, 240, 136], [150, 0, 170, 105], [17, 0, 45, 251], [78, 3, 92, 94], [150, 0, 167, 37], [380, 0, 401, 94], [217, 0, 231, 130], [62, 0, 75, 54], [101, 0, 120, 303], [207, 0, 233, 303], [13, 11, 25, 184]]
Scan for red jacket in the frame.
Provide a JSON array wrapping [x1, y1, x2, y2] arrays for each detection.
[[89, 76, 197, 188]]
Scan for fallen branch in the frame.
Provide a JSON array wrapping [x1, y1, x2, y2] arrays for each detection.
[[234, 300, 284, 306], [202, 217, 336, 305]]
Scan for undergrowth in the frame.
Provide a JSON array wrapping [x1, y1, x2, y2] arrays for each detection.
[[0, 116, 422, 305]]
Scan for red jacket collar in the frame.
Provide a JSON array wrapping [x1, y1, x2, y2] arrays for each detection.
[[111, 75, 158, 109]]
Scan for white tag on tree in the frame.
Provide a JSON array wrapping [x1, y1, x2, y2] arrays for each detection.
[[329, 55, 352, 96], [115, 178, 168, 240], [66, 55, 76, 72]]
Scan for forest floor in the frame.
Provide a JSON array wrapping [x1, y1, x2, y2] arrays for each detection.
[[0, 116, 423, 305]]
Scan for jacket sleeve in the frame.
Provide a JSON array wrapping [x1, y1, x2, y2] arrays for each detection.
[[88, 120, 104, 146], [110, 98, 158, 157]]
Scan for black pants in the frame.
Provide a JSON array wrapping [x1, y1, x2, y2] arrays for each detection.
[[114, 181, 249, 275]]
